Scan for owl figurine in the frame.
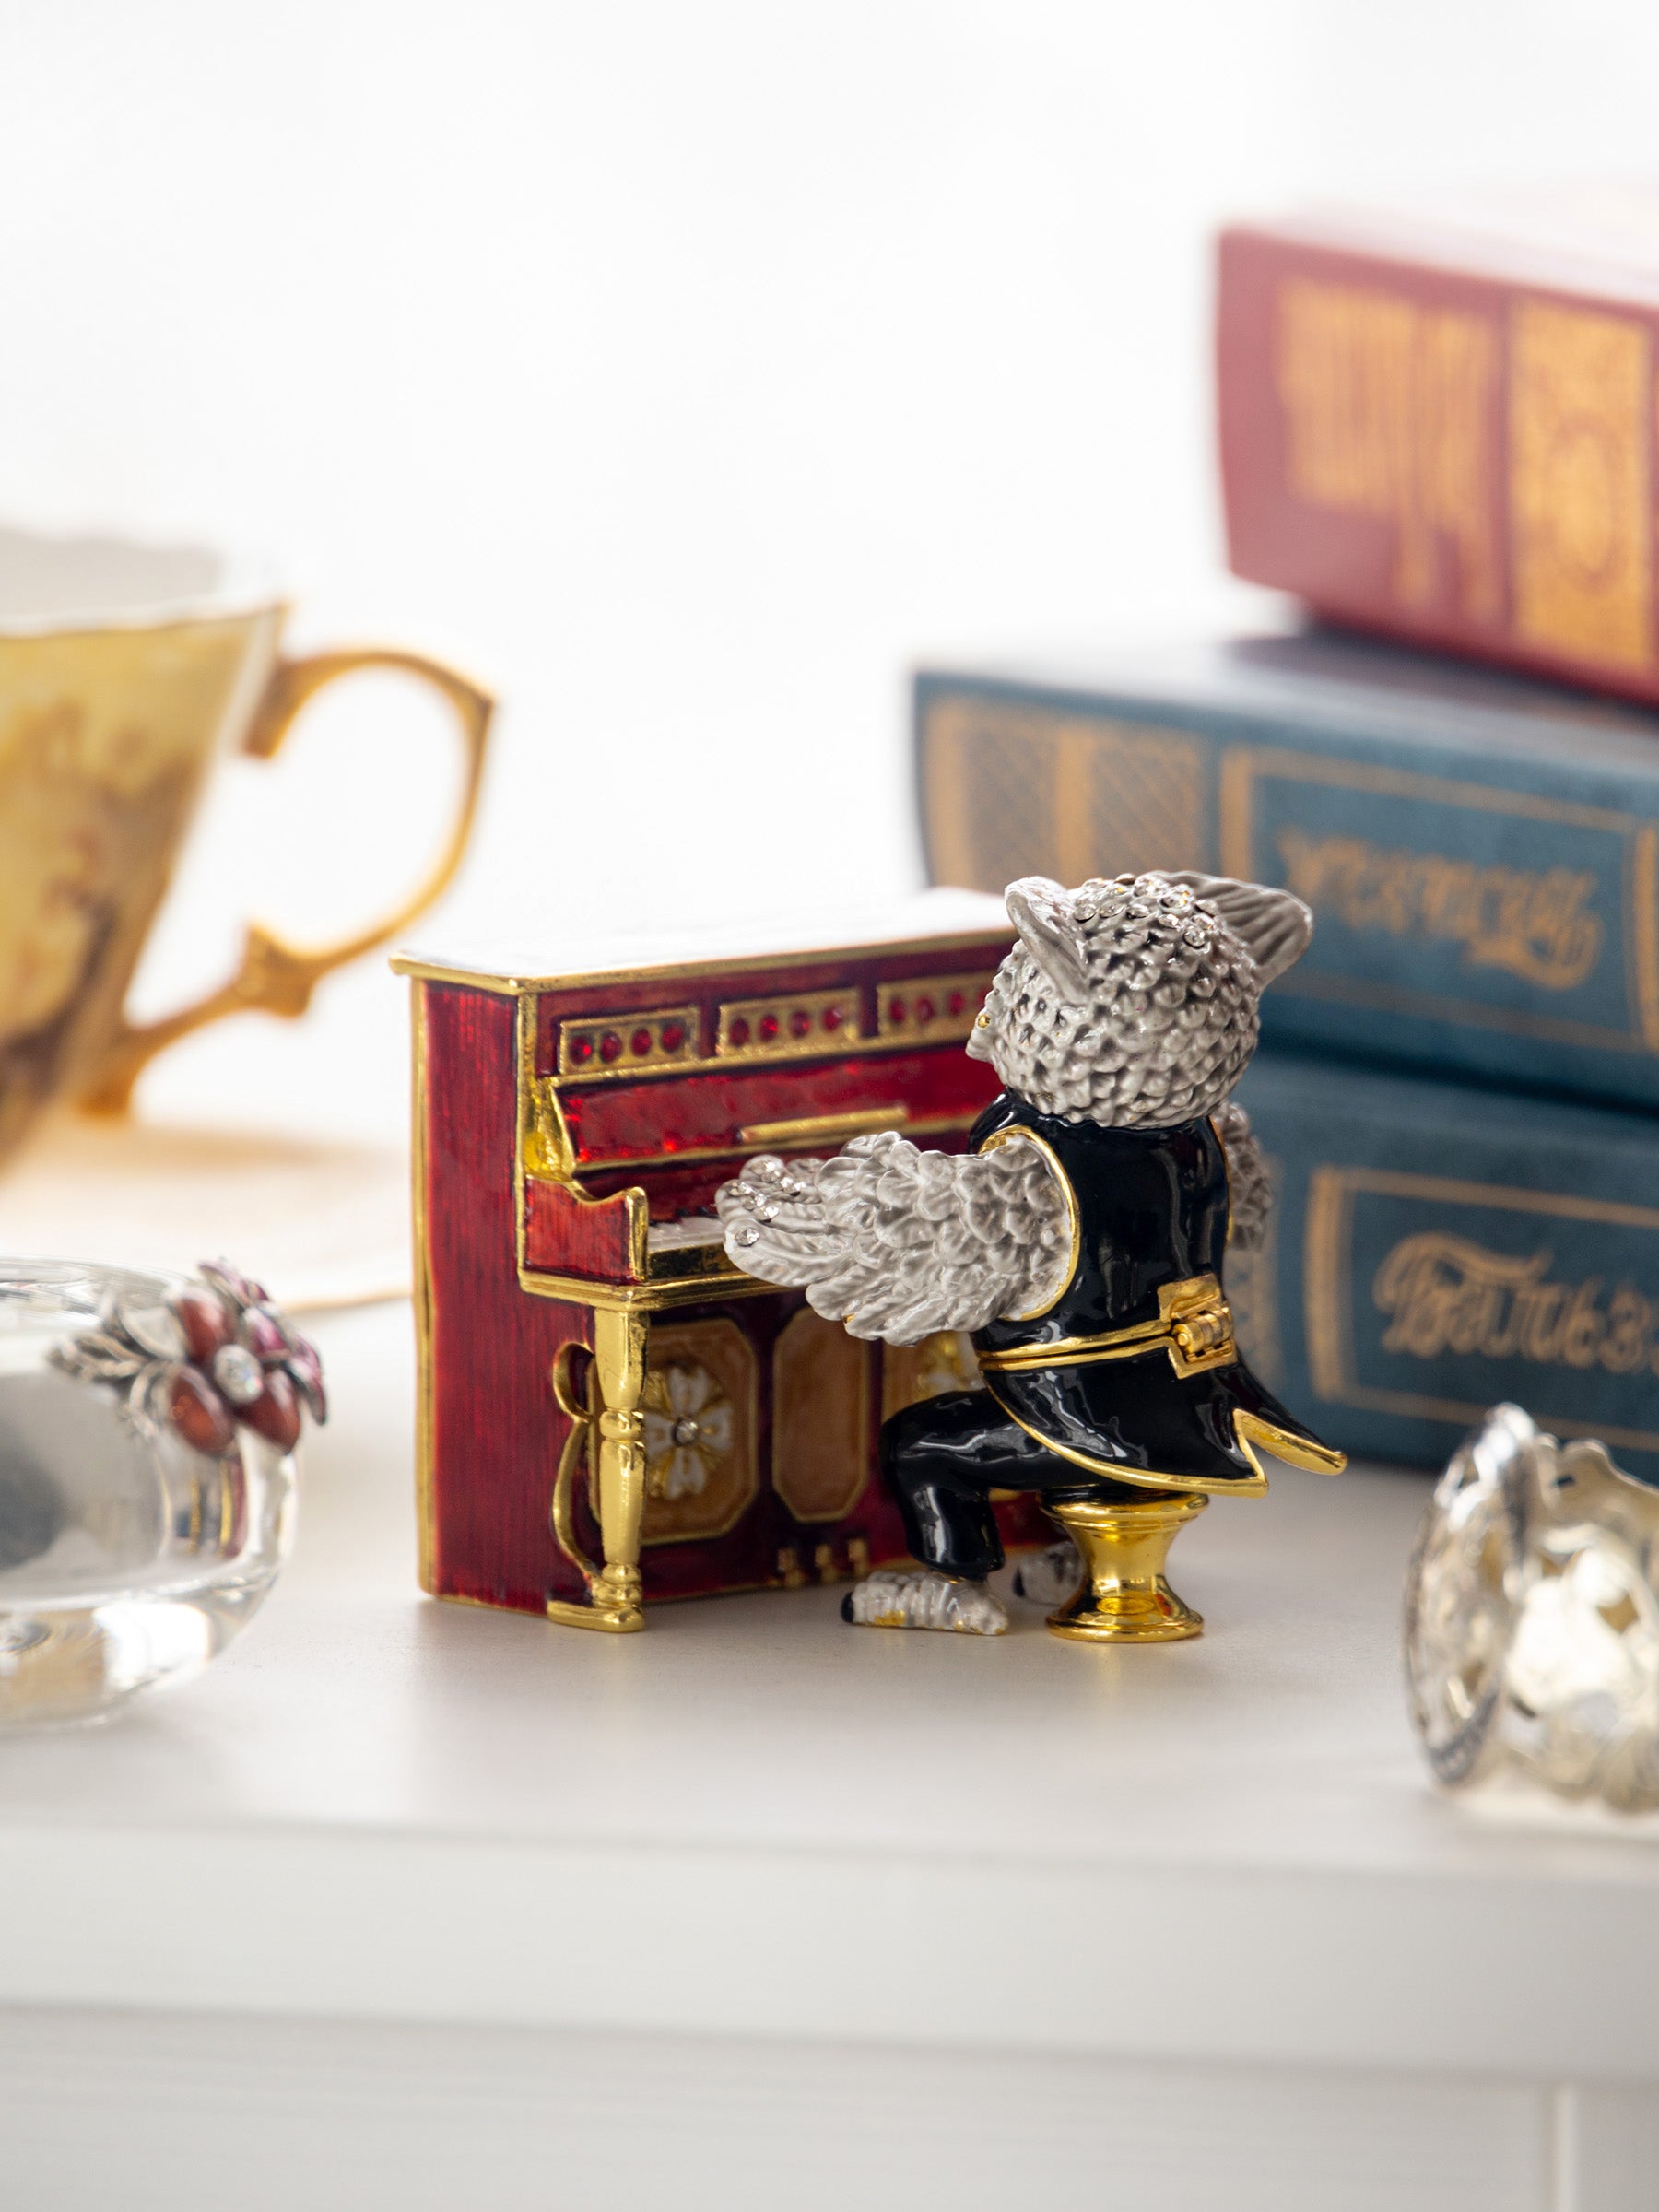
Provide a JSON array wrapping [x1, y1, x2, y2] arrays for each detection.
[[715, 872, 1346, 1641]]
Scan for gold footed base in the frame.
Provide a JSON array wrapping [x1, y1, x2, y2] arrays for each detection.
[[545, 1597, 644, 1632], [546, 1564, 645, 1633], [1043, 1491, 1208, 1643]]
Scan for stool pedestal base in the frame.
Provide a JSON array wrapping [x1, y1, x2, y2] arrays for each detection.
[[1042, 1491, 1207, 1643]]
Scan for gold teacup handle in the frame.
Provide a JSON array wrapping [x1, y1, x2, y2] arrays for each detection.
[[77, 645, 494, 1115]]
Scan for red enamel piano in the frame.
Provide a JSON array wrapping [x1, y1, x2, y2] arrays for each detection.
[[393, 895, 1053, 1630]]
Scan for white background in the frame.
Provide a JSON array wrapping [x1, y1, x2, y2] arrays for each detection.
[[3, 0, 1658, 1137]]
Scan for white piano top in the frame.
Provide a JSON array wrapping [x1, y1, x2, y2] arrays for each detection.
[[393, 887, 1012, 993]]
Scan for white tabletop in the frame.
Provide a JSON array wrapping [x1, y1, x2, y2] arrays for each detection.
[[2, 1300, 1655, 2086]]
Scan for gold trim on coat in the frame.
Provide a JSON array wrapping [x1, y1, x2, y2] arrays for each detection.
[[982, 1382, 1270, 1497], [976, 1124, 1080, 1320], [977, 1273, 1238, 1380]]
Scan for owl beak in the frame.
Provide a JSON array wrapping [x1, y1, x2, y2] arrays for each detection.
[[965, 1010, 993, 1061]]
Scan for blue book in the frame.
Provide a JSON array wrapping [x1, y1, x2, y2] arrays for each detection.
[[1231, 1048, 1659, 1485], [916, 630, 1659, 1111]]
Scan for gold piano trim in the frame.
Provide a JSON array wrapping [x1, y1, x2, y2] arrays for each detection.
[[513, 1002, 980, 1312], [522, 1097, 955, 1184], [508, 1030, 986, 1630], [556, 1004, 700, 1078], [397, 920, 1015, 1632], [875, 969, 994, 1045], [716, 985, 860, 1063], [411, 983, 438, 1594], [390, 927, 1010, 999], [543, 970, 997, 1084], [738, 1105, 907, 1147]]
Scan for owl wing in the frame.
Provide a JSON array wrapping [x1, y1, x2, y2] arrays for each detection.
[[715, 1130, 1071, 1344], [1216, 1100, 1272, 1253]]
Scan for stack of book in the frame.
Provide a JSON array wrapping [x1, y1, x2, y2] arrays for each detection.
[[915, 194, 1659, 1481]]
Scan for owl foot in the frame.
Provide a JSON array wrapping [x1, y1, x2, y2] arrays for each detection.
[[840, 1569, 1008, 1635], [1011, 1539, 1084, 1607]]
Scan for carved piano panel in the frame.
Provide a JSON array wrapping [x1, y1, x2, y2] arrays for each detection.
[[772, 1312, 874, 1527]]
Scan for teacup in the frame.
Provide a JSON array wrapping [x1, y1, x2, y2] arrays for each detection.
[[0, 525, 492, 1163]]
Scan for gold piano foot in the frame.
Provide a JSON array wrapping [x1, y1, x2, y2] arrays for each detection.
[[546, 1564, 645, 1633], [1041, 1492, 1207, 1644]]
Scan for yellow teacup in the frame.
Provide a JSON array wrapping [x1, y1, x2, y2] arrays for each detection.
[[0, 526, 492, 1163]]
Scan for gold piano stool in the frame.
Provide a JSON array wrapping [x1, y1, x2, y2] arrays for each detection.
[[1043, 1491, 1208, 1644]]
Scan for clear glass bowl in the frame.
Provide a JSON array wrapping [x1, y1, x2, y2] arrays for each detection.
[[0, 1259, 302, 1724]]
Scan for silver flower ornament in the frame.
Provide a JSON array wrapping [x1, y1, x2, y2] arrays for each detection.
[[53, 1257, 326, 1460]]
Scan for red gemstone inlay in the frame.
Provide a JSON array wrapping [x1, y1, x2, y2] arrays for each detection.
[[947, 992, 965, 1016], [661, 1021, 686, 1052], [599, 1031, 623, 1064], [630, 1027, 653, 1057], [174, 1286, 232, 1364], [888, 997, 906, 1024], [759, 1013, 780, 1042], [241, 1308, 288, 1361], [915, 997, 935, 1024], [569, 1033, 594, 1064], [820, 1006, 841, 1032], [789, 1008, 811, 1037], [169, 1366, 235, 1457], [729, 1018, 751, 1047], [243, 1367, 302, 1455]]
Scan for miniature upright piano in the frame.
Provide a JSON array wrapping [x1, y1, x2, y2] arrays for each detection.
[[393, 896, 1054, 1630]]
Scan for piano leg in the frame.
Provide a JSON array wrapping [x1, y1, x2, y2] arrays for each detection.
[[547, 1306, 648, 1632]]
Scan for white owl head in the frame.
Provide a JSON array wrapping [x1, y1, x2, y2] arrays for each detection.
[[966, 869, 1312, 1126]]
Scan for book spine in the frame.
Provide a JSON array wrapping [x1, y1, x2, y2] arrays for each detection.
[[1231, 1053, 1659, 1485], [1218, 223, 1659, 706], [915, 670, 1659, 1110]]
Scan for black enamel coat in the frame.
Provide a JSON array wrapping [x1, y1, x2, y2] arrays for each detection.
[[969, 1091, 1340, 1493]]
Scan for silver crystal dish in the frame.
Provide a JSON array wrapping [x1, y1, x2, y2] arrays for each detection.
[[1405, 1403, 1659, 1812], [0, 1257, 323, 1724]]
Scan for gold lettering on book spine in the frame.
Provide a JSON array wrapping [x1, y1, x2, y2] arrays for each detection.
[[1374, 1231, 1659, 1376], [1276, 827, 1602, 989], [1275, 278, 1500, 619], [1303, 1164, 1659, 1455], [1223, 747, 1659, 1059], [1511, 299, 1653, 670]]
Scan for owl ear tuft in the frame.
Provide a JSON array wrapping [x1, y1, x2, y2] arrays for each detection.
[[1005, 877, 1090, 1002], [1163, 873, 1313, 986]]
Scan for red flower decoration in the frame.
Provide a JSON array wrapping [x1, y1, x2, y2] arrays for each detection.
[[56, 1258, 327, 1460]]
